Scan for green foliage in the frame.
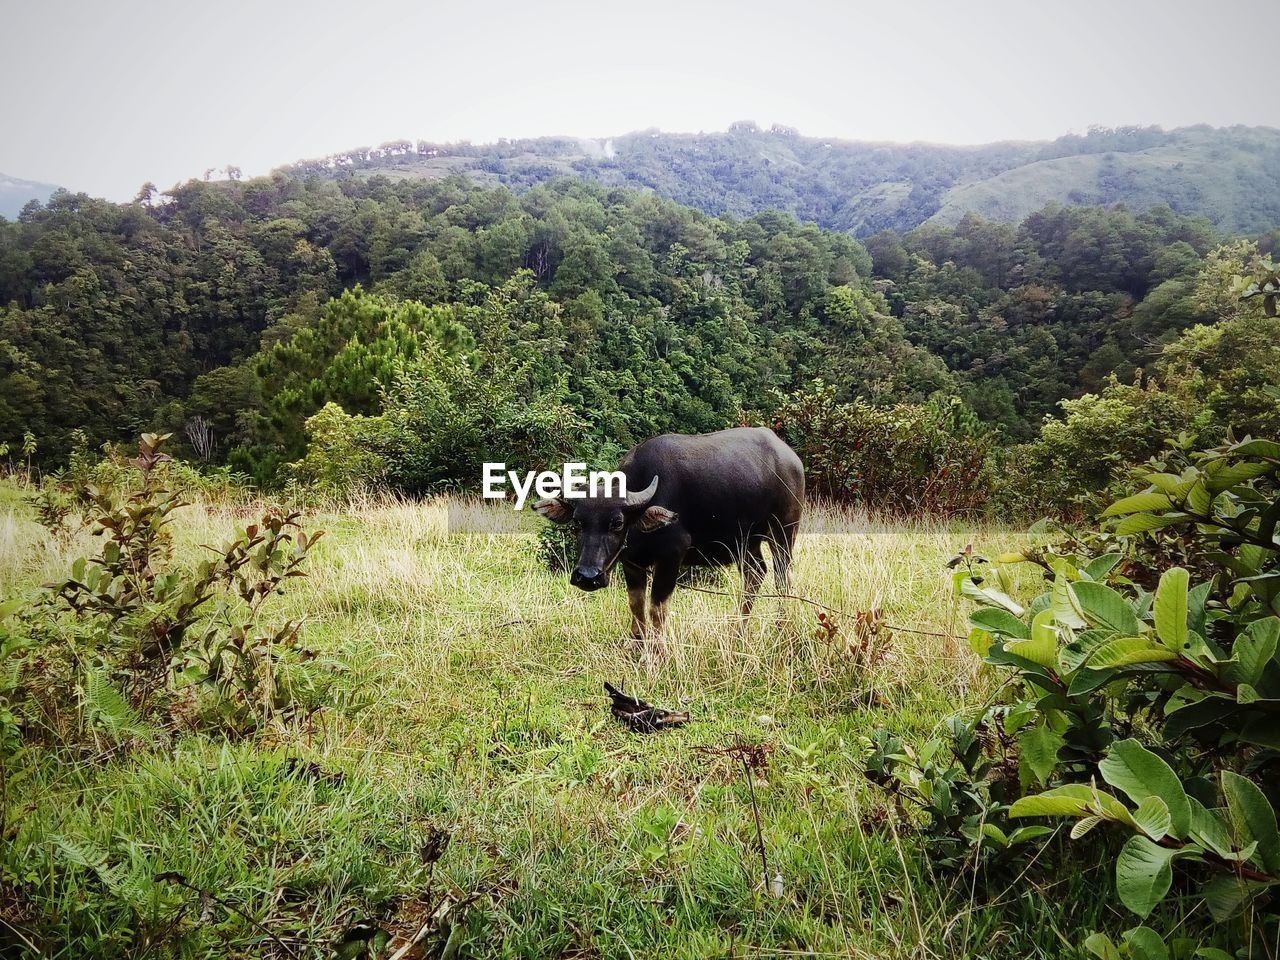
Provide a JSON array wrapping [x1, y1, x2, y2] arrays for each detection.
[[282, 402, 388, 498], [5, 164, 1264, 496], [283, 124, 1280, 237], [284, 340, 587, 496], [536, 520, 578, 573], [1236, 257, 1280, 317], [774, 382, 995, 514], [229, 286, 473, 482], [1004, 252, 1280, 515], [5, 434, 326, 745], [1004, 376, 1203, 518], [870, 435, 1280, 954], [1, 176, 922, 472], [862, 722, 1050, 871]]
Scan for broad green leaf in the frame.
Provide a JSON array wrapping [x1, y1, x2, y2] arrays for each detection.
[[1008, 608, 1059, 670], [1083, 553, 1123, 582], [1202, 873, 1267, 922], [1083, 664, 1184, 698], [980, 823, 1008, 846], [1104, 492, 1173, 517], [1018, 724, 1065, 786], [1066, 667, 1120, 697], [968, 607, 1029, 639], [1234, 543, 1268, 577], [1231, 438, 1280, 459], [1010, 783, 1135, 826], [1189, 798, 1236, 859], [1205, 460, 1274, 493], [1084, 933, 1122, 960], [1221, 771, 1280, 872], [1131, 796, 1172, 840], [1086, 637, 1178, 669], [1187, 581, 1211, 636], [1241, 716, 1280, 749], [1071, 815, 1103, 839], [1144, 472, 1193, 497], [1230, 617, 1279, 686], [1009, 793, 1091, 819], [1007, 825, 1053, 846], [1098, 740, 1191, 837], [1185, 480, 1212, 515], [1051, 574, 1087, 629], [960, 576, 1024, 616], [1123, 927, 1169, 960], [1074, 581, 1142, 637], [1152, 567, 1188, 649], [967, 627, 993, 657], [1114, 514, 1183, 536], [1060, 629, 1118, 672], [1115, 835, 1177, 917]]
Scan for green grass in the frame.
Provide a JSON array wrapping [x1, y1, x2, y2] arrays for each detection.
[[1, 488, 1127, 958]]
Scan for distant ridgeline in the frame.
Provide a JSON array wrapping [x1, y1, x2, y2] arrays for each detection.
[[278, 123, 1280, 237], [0, 172, 62, 220], [0, 160, 1277, 492]]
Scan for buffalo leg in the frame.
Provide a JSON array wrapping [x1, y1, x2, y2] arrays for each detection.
[[769, 522, 797, 594], [739, 538, 767, 620], [647, 558, 681, 655], [622, 562, 649, 641]]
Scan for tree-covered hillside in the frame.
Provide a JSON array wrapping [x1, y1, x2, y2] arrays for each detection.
[[0, 174, 946, 474], [3, 164, 1274, 489], [281, 123, 1280, 237]]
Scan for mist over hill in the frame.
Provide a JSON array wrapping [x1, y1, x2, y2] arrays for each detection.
[[281, 123, 1280, 236], [0, 173, 61, 219]]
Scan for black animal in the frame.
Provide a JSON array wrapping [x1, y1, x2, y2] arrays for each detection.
[[534, 427, 804, 648]]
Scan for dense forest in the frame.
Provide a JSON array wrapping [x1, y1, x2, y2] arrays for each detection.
[[2, 167, 1279, 506], [280, 123, 1280, 236]]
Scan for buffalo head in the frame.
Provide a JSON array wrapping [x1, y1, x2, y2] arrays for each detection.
[[534, 475, 677, 590]]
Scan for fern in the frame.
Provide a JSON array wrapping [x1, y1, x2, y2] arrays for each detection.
[[52, 835, 152, 905], [81, 668, 154, 744]]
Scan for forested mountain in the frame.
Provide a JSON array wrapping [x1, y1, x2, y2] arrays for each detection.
[[281, 123, 1280, 237], [0, 175, 944, 476], [0, 173, 61, 219], [2, 163, 1272, 486]]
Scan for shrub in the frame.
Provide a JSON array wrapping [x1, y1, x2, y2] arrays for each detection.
[[1002, 375, 1203, 519], [6, 434, 326, 746], [536, 520, 578, 573], [282, 402, 388, 499], [773, 382, 996, 515], [284, 346, 587, 498], [868, 435, 1280, 955]]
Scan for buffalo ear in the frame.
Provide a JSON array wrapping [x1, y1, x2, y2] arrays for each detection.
[[638, 506, 677, 532], [533, 498, 573, 524]]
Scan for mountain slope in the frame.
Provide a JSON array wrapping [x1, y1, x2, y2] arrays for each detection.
[[282, 123, 1280, 236], [931, 126, 1280, 232], [0, 173, 61, 219]]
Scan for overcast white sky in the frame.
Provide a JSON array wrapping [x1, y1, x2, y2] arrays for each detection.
[[3, 0, 1277, 200]]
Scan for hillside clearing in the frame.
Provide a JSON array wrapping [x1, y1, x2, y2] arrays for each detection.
[[1, 489, 1129, 958]]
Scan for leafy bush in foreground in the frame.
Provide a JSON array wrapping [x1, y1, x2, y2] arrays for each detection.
[[3, 434, 328, 751], [773, 381, 996, 515], [869, 436, 1280, 955]]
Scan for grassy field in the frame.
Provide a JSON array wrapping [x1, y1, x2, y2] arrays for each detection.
[[1, 487, 1122, 958]]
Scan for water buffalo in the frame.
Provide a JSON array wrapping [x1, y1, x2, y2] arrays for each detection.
[[534, 427, 805, 649]]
